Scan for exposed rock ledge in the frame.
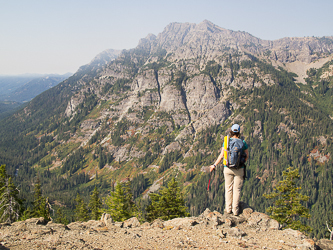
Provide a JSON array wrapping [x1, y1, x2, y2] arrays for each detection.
[[0, 204, 329, 249]]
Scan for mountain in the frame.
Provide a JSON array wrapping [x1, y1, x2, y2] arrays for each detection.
[[0, 75, 41, 96], [0, 20, 333, 239], [0, 73, 72, 103], [0, 73, 72, 120]]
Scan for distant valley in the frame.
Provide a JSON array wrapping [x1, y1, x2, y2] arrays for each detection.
[[0, 73, 72, 119]]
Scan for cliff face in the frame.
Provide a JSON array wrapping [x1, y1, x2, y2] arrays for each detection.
[[62, 20, 333, 140]]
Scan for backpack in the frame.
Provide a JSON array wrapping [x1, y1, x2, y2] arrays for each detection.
[[227, 138, 246, 168]]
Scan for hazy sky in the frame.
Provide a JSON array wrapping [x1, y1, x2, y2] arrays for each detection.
[[1, 0, 332, 75]]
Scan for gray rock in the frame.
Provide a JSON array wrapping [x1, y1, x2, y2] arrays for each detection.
[[223, 214, 246, 226], [226, 227, 246, 239], [283, 228, 307, 239], [24, 217, 48, 225], [46, 221, 70, 232], [241, 208, 254, 220], [100, 213, 114, 227], [317, 239, 333, 250], [216, 228, 227, 238], [247, 212, 281, 230], [114, 221, 124, 228], [297, 239, 317, 250], [164, 217, 199, 228], [123, 217, 141, 228], [151, 218, 164, 229]]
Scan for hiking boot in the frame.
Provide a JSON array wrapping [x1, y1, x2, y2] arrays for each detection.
[[224, 209, 232, 214]]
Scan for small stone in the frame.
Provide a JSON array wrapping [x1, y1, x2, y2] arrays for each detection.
[[224, 218, 233, 227], [216, 229, 226, 238], [242, 208, 254, 219]]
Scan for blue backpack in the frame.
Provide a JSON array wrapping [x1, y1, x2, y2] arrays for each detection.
[[227, 138, 246, 168]]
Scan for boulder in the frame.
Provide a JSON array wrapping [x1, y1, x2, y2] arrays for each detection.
[[241, 208, 254, 220], [164, 217, 199, 228], [123, 217, 141, 228], [151, 218, 164, 229], [283, 228, 307, 239], [46, 221, 69, 232], [297, 239, 317, 250], [226, 227, 246, 239], [24, 217, 48, 225], [114, 222, 123, 228], [223, 213, 246, 226], [247, 212, 281, 230], [100, 213, 114, 227], [200, 208, 212, 218], [317, 239, 333, 250]]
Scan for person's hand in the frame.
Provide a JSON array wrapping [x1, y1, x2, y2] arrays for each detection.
[[209, 165, 216, 172]]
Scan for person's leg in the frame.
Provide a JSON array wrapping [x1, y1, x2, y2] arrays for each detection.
[[232, 168, 244, 216], [224, 167, 234, 214]]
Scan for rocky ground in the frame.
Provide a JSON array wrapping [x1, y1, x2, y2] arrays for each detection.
[[0, 205, 332, 250]]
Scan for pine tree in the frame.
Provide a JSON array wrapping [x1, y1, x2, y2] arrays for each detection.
[[74, 193, 89, 222], [0, 165, 23, 223], [0, 175, 23, 223], [146, 177, 189, 222], [0, 164, 7, 187], [264, 167, 312, 233], [31, 178, 50, 220], [104, 181, 138, 222], [55, 207, 69, 225], [327, 212, 333, 240], [88, 186, 102, 220]]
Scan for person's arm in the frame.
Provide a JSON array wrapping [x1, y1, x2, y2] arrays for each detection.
[[210, 148, 224, 172]]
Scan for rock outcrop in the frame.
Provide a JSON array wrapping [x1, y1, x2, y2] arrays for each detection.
[[0, 206, 324, 249]]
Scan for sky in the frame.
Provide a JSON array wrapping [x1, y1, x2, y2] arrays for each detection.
[[1, 0, 332, 75]]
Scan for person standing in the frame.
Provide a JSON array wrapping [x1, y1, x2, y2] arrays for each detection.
[[209, 124, 248, 216]]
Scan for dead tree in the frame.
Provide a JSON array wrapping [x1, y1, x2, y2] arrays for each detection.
[[326, 221, 333, 241]]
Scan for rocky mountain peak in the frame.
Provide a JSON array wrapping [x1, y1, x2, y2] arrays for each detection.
[[197, 19, 228, 33]]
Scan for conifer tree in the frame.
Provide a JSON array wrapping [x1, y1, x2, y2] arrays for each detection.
[[31, 178, 50, 220], [146, 177, 189, 222], [0, 164, 7, 187], [104, 181, 138, 222], [264, 167, 312, 233], [88, 186, 102, 220], [55, 207, 69, 225], [327, 212, 333, 240], [74, 193, 89, 222], [0, 174, 23, 223]]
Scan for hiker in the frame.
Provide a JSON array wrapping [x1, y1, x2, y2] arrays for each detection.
[[209, 124, 248, 216]]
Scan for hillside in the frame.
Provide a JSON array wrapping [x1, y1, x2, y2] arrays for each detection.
[[0, 20, 333, 239]]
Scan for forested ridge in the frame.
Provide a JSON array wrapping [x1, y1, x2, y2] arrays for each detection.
[[0, 22, 333, 239]]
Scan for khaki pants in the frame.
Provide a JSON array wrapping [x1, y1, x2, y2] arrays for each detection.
[[224, 167, 244, 215]]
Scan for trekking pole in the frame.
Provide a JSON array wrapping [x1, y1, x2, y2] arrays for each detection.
[[207, 168, 215, 191]]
